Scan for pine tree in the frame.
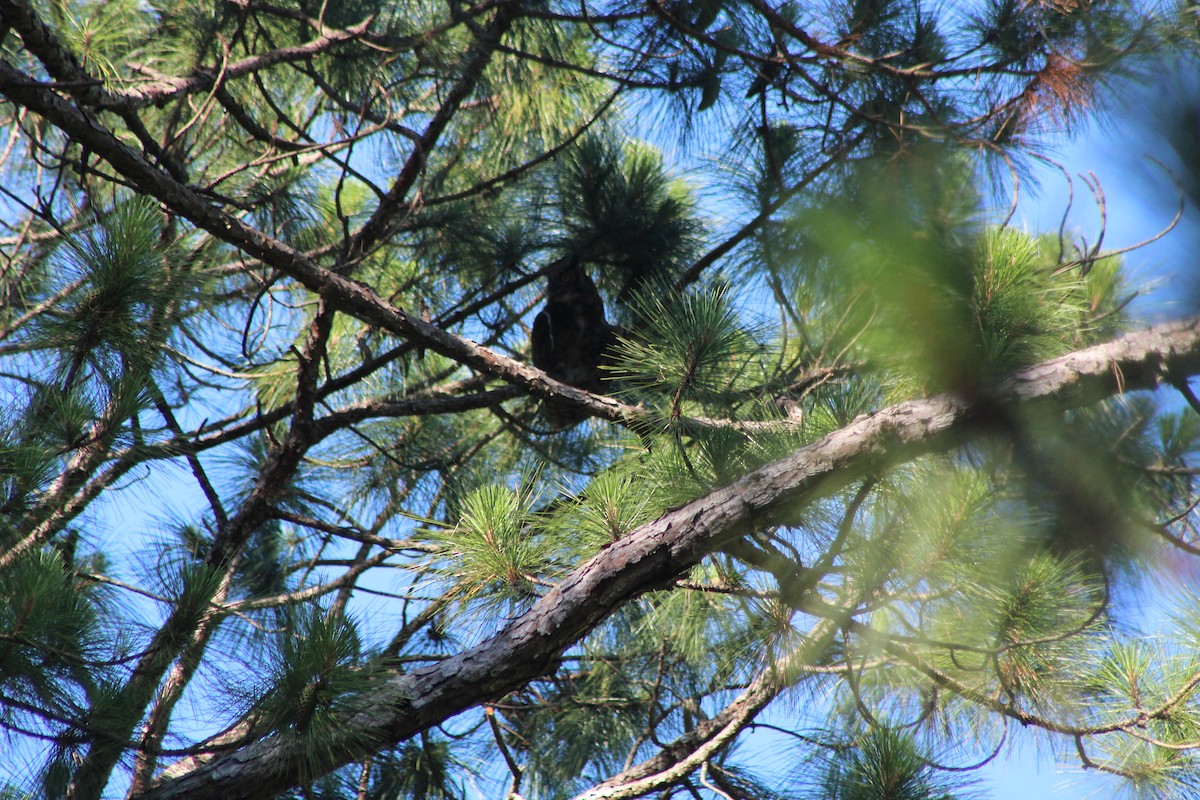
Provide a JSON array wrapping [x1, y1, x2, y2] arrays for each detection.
[[1, 1, 1200, 799]]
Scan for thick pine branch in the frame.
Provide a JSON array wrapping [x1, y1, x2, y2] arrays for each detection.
[[134, 316, 1200, 800]]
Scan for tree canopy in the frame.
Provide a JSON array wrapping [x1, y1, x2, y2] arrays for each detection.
[[3, 1, 1200, 798]]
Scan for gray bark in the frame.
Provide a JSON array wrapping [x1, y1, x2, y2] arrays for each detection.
[[136, 316, 1200, 800]]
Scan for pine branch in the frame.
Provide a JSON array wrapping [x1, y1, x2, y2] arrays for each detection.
[[134, 316, 1200, 800], [571, 616, 841, 800], [66, 299, 340, 799], [343, 3, 519, 265], [853, 617, 1200, 738], [0, 0, 379, 111], [0, 395, 131, 570], [0, 51, 645, 428]]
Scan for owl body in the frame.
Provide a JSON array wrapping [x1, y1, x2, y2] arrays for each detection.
[[531, 262, 615, 429]]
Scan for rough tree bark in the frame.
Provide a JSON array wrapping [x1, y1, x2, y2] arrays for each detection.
[[134, 316, 1200, 800]]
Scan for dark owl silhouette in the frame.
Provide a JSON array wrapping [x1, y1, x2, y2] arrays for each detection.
[[746, 45, 784, 97], [531, 261, 617, 430]]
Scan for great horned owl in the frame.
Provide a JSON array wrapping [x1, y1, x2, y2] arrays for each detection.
[[531, 260, 617, 430]]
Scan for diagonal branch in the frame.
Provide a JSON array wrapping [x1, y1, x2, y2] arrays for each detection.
[[134, 316, 1200, 800], [343, 3, 518, 265], [0, 51, 643, 425], [0, 0, 377, 110], [570, 616, 841, 800]]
